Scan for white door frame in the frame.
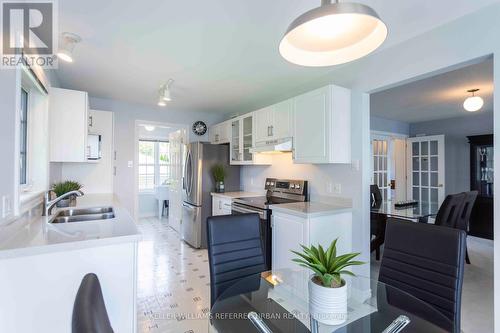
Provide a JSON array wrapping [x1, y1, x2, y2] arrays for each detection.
[[406, 134, 446, 206], [133, 120, 190, 222]]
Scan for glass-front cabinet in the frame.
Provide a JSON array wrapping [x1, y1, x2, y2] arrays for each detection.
[[468, 134, 494, 240], [229, 114, 271, 165]]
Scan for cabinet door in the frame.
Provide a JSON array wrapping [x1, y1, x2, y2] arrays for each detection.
[[49, 88, 88, 162], [241, 115, 254, 162], [212, 197, 221, 216], [273, 99, 293, 140], [293, 86, 330, 164], [210, 124, 220, 144], [230, 119, 241, 163], [272, 213, 305, 271], [254, 107, 273, 143], [219, 121, 231, 143]]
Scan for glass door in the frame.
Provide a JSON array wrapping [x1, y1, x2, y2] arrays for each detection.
[[372, 139, 390, 201], [407, 135, 445, 213], [242, 115, 253, 162], [231, 119, 240, 162]]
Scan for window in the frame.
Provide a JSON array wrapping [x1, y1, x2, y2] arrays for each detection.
[[19, 88, 28, 185], [138, 140, 171, 191]]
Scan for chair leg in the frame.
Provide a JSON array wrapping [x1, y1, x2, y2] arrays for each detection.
[[376, 246, 380, 261], [465, 248, 471, 265]]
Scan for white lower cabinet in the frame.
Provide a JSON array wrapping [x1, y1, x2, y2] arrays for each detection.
[[212, 195, 232, 216], [272, 211, 352, 272]]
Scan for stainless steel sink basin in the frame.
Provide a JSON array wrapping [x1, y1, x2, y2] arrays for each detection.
[[51, 207, 115, 224], [56, 207, 114, 217]]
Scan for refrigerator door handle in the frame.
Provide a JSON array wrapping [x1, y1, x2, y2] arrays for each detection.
[[184, 149, 193, 197], [182, 202, 195, 210]]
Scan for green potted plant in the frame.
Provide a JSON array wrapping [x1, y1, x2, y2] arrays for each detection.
[[292, 239, 364, 325], [51, 181, 83, 207], [211, 164, 226, 193]]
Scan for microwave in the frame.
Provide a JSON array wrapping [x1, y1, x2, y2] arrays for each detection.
[[87, 134, 102, 160]]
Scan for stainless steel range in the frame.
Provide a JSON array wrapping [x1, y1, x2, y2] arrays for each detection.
[[231, 178, 308, 270]]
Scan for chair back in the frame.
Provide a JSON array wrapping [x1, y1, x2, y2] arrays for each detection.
[[370, 184, 383, 207], [207, 214, 266, 307], [72, 273, 113, 333], [434, 193, 466, 228], [379, 220, 466, 333], [455, 191, 478, 232]]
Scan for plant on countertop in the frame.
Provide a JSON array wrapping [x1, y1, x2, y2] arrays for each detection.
[[211, 164, 226, 182], [52, 181, 83, 197], [292, 239, 364, 288]]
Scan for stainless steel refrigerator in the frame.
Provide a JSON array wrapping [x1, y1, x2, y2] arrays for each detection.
[[182, 142, 240, 248]]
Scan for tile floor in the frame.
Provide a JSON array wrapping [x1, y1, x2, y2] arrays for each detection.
[[137, 217, 211, 333], [370, 235, 495, 333], [137, 217, 494, 333]]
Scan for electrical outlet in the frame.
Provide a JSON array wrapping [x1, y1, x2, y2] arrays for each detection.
[[333, 184, 342, 194], [327, 182, 333, 194], [2, 195, 12, 218]]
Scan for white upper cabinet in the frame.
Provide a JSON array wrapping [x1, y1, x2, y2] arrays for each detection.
[[210, 121, 231, 144], [254, 99, 293, 143], [49, 87, 89, 162], [293, 85, 351, 164], [230, 114, 271, 165]]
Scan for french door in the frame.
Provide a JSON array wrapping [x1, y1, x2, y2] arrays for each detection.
[[372, 138, 390, 201], [407, 135, 445, 213]]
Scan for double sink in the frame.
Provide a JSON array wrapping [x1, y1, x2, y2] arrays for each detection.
[[50, 206, 115, 224]]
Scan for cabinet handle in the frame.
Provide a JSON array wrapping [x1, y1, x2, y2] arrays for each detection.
[[270, 125, 274, 137], [267, 126, 272, 137], [219, 201, 222, 209], [88, 116, 93, 127], [215, 134, 219, 142]]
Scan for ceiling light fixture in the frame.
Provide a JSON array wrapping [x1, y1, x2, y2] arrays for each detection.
[[463, 89, 484, 112], [144, 125, 156, 132], [157, 79, 174, 106], [279, 0, 387, 67], [57, 32, 82, 63]]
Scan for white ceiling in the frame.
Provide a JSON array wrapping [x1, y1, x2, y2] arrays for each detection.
[[55, 0, 498, 115], [371, 58, 493, 124]]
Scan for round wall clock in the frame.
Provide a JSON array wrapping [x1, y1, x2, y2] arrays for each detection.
[[192, 121, 207, 136]]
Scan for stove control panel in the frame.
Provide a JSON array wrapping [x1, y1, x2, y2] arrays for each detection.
[[265, 178, 307, 196]]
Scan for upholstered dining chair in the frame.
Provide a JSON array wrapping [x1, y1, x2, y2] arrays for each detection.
[[455, 191, 478, 264], [72, 273, 114, 333], [207, 213, 266, 308], [379, 219, 466, 333], [433, 193, 466, 228]]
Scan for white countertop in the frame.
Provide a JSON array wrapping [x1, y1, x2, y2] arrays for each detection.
[[0, 194, 141, 259], [270, 201, 353, 218], [210, 191, 262, 199]]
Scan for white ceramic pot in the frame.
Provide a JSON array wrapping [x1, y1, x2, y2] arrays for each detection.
[[308, 276, 348, 326]]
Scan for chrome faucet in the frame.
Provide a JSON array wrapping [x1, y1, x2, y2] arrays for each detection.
[[43, 190, 84, 216]]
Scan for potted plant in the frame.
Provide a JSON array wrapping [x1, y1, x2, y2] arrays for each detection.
[[211, 164, 226, 193], [292, 239, 364, 325], [51, 181, 83, 207]]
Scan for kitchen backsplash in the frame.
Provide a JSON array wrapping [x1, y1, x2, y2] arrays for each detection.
[[240, 153, 355, 206]]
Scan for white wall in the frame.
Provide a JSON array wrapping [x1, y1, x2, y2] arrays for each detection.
[[60, 110, 114, 194], [89, 97, 225, 219]]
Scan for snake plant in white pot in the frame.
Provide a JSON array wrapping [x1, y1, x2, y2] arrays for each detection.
[[292, 239, 364, 325]]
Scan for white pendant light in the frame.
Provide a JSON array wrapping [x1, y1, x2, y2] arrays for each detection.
[[57, 32, 82, 63], [279, 0, 387, 67], [144, 125, 156, 132], [463, 89, 484, 112]]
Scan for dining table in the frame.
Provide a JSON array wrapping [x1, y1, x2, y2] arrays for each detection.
[[209, 269, 452, 333], [370, 201, 439, 223]]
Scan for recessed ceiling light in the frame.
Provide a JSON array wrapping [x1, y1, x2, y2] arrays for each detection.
[[463, 89, 484, 112], [57, 32, 82, 63], [279, 0, 387, 67], [144, 125, 156, 132]]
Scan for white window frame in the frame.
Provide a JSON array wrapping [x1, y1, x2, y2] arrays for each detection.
[[19, 87, 29, 190], [138, 140, 170, 193]]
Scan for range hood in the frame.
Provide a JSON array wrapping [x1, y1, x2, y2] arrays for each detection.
[[250, 138, 293, 154]]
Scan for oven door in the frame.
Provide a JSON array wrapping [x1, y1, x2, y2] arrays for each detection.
[[231, 203, 271, 270]]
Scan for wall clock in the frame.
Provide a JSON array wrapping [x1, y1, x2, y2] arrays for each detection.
[[192, 121, 207, 136]]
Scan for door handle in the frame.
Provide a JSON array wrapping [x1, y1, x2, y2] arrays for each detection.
[[438, 184, 444, 187], [267, 126, 272, 137]]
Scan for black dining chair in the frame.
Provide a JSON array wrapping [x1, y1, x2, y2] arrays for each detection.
[[456, 191, 478, 264], [433, 193, 466, 228], [370, 185, 386, 260], [379, 219, 466, 333], [72, 273, 114, 333], [207, 213, 267, 308]]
